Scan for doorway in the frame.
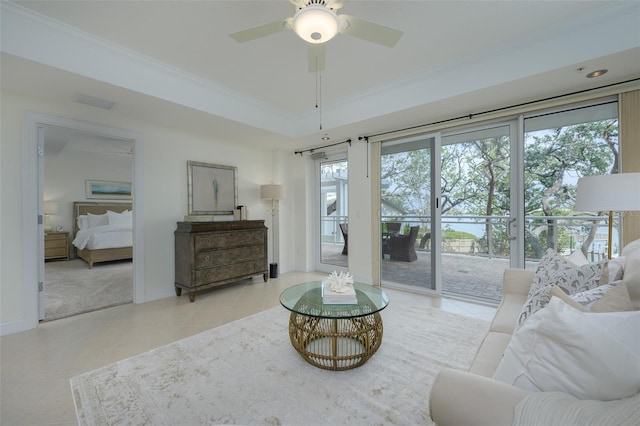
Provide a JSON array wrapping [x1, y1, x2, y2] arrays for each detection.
[[317, 155, 349, 272], [41, 125, 134, 321], [21, 112, 144, 331]]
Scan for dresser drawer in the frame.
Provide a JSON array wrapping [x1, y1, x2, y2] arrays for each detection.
[[45, 239, 67, 249], [194, 230, 264, 251], [195, 245, 264, 268], [46, 247, 68, 257], [195, 260, 265, 285]]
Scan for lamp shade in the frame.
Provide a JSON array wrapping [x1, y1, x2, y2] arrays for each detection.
[[293, 5, 339, 44], [574, 173, 640, 212], [261, 184, 285, 200], [44, 201, 58, 215]]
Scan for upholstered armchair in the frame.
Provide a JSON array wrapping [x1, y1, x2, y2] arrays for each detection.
[[388, 226, 419, 262]]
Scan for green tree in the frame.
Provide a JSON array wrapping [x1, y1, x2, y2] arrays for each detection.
[[524, 119, 618, 257]]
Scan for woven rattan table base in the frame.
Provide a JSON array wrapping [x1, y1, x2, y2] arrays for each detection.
[[288, 312, 384, 371]]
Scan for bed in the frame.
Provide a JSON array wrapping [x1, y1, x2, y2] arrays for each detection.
[[72, 202, 133, 268]]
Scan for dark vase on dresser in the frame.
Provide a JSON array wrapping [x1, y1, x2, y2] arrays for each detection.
[[174, 220, 269, 302]]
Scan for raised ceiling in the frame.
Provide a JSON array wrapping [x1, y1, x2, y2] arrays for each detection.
[[2, 1, 639, 150]]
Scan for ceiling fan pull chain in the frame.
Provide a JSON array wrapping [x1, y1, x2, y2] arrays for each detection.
[[319, 74, 323, 130]]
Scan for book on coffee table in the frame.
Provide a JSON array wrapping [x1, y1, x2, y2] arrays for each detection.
[[321, 281, 357, 304]]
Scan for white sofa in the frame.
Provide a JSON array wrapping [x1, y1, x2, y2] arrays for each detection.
[[429, 245, 640, 426]]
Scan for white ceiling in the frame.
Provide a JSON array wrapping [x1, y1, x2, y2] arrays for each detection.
[[2, 1, 639, 151]]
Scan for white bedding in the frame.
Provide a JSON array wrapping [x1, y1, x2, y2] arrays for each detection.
[[72, 224, 132, 250]]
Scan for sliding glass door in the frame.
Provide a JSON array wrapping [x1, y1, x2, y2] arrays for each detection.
[[377, 98, 618, 303], [380, 123, 519, 303], [439, 124, 516, 302], [380, 135, 438, 291], [318, 156, 348, 270], [523, 100, 619, 266]]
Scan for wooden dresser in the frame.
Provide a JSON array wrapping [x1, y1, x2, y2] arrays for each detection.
[[174, 220, 268, 302], [45, 231, 69, 261]]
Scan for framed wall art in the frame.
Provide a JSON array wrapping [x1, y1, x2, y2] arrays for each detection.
[[187, 161, 238, 215], [85, 180, 132, 200]]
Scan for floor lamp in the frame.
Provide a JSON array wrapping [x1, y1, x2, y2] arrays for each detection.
[[261, 184, 285, 278], [574, 173, 640, 259]]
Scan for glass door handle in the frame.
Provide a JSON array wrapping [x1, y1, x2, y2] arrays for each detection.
[[507, 218, 517, 241]]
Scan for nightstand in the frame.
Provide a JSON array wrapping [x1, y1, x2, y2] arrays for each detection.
[[45, 231, 69, 261]]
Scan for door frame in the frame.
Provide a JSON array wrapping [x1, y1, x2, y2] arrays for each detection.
[[315, 152, 349, 274], [18, 111, 145, 334]]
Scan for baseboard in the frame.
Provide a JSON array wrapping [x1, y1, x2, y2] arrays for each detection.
[[1, 318, 33, 336]]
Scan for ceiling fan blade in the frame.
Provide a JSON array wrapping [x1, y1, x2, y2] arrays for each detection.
[[229, 19, 289, 43], [326, 0, 346, 10], [339, 15, 403, 47], [308, 44, 326, 72]]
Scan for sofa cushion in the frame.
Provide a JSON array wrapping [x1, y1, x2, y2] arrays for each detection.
[[493, 297, 640, 401], [468, 331, 513, 377]]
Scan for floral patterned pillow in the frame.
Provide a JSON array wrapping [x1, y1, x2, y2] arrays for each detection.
[[517, 249, 605, 330]]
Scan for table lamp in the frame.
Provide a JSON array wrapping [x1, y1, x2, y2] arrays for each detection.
[[44, 200, 58, 232]]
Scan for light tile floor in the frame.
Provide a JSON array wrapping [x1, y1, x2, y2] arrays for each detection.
[[0, 271, 496, 425]]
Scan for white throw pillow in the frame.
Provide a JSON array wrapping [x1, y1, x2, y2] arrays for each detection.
[[623, 251, 640, 310], [107, 210, 132, 226], [494, 297, 640, 401], [87, 212, 108, 228], [606, 256, 626, 282], [566, 249, 589, 266], [622, 239, 640, 257]]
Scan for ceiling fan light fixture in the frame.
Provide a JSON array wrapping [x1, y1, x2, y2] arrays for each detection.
[[293, 5, 339, 44]]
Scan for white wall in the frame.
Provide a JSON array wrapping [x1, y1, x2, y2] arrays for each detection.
[[0, 89, 288, 334], [44, 146, 133, 233]]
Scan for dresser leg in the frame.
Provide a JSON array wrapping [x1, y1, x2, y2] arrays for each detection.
[[189, 292, 196, 303], [175, 287, 182, 297], [263, 273, 269, 283]]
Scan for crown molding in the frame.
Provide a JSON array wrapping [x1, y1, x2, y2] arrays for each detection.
[[1, 2, 297, 136]]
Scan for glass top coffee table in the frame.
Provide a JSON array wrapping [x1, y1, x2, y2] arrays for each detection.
[[280, 281, 389, 371]]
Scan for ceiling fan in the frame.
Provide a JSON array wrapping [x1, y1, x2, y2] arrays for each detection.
[[229, 0, 403, 72]]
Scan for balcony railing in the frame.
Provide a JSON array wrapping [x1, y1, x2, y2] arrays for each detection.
[[322, 214, 616, 261]]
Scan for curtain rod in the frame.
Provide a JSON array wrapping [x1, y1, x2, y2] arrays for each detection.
[[358, 77, 640, 140], [294, 138, 352, 156]]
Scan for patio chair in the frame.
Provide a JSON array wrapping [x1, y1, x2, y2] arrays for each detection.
[[382, 222, 402, 258], [388, 226, 419, 262], [339, 223, 348, 255], [419, 232, 431, 250]]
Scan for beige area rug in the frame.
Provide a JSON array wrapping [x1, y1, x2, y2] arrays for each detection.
[[70, 302, 489, 425], [44, 258, 133, 321]]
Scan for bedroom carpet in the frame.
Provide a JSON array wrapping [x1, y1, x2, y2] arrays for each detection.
[[44, 258, 133, 321], [70, 302, 489, 425]]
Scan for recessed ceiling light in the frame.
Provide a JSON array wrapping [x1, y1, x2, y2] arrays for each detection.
[[75, 94, 115, 110], [321, 134, 330, 141], [586, 69, 608, 78]]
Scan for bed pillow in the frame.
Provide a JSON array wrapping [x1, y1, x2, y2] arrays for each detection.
[[87, 212, 108, 228], [107, 210, 132, 227], [494, 297, 640, 401], [77, 215, 89, 230]]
